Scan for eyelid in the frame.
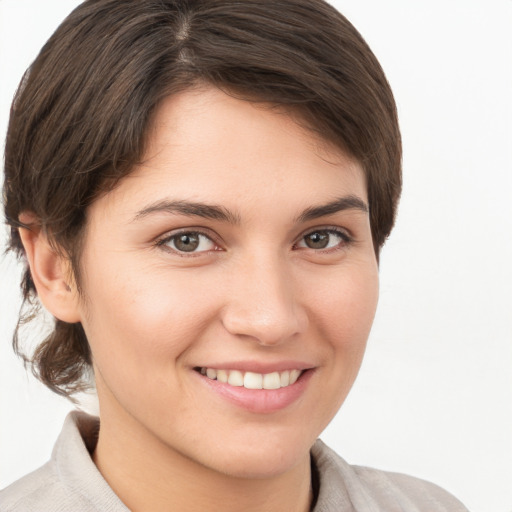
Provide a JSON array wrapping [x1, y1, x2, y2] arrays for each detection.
[[303, 225, 353, 239]]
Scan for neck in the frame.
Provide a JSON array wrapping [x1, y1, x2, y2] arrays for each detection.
[[92, 404, 313, 512]]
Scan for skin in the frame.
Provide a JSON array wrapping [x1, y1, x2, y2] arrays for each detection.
[[21, 87, 379, 512]]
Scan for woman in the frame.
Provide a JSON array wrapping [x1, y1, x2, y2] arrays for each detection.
[[1, 0, 469, 510]]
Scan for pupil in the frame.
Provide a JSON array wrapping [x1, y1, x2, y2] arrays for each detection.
[[175, 233, 199, 252], [306, 231, 329, 249]]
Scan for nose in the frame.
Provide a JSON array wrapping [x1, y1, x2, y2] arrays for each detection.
[[221, 255, 307, 346]]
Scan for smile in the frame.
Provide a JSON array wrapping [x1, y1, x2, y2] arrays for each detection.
[[197, 367, 303, 390]]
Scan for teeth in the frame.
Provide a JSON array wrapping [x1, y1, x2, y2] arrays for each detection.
[[244, 372, 263, 389], [228, 370, 244, 387], [289, 369, 301, 385], [217, 369, 228, 383], [263, 371, 281, 390], [200, 368, 304, 389]]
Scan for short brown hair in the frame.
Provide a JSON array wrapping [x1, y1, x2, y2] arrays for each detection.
[[3, 0, 401, 398]]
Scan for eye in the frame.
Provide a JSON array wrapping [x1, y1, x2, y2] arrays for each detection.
[[296, 229, 350, 251], [158, 231, 217, 253]]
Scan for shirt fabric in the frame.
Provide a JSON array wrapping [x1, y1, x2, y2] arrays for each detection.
[[1, 411, 469, 511]]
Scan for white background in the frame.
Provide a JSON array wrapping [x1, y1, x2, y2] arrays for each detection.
[[1, 1, 511, 511]]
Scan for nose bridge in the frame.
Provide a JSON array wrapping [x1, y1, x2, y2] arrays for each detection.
[[221, 250, 306, 345]]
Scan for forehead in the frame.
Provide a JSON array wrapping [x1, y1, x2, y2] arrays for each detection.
[[91, 86, 367, 221]]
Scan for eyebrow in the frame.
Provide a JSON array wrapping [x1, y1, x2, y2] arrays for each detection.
[[133, 200, 241, 224], [296, 195, 368, 222], [132, 195, 368, 224]]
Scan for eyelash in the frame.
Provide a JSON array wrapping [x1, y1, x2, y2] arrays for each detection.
[[293, 228, 353, 253], [155, 227, 353, 256], [155, 229, 220, 257]]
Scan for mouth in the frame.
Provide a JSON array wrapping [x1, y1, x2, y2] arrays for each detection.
[[194, 367, 303, 390], [192, 364, 315, 413]]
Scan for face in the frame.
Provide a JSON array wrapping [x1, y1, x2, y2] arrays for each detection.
[[75, 87, 379, 479]]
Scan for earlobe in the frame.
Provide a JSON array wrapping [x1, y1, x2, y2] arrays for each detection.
[[18, 212, 81, 324]]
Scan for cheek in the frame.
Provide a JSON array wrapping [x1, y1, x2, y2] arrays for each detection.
[[80, 259, 219, 371], [307, 259, 378, 406], [79, 266, 215, 420], [308, 260, 379, 349], [291, 260, 379, 432]]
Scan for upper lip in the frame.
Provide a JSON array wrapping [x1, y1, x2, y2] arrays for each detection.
[[193, 361, 316, 374]]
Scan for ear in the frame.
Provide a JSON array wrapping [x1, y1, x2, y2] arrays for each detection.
[[18, 212, 81, 324]]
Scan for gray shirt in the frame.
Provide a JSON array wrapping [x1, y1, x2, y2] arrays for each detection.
[[1, 411, 469, 511]]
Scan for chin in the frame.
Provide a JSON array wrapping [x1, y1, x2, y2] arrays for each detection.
[[213, 447, 308, 480], [192, 427, 316, 480]]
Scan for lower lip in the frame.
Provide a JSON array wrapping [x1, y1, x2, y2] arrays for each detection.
[[194, 369, 314, 414]]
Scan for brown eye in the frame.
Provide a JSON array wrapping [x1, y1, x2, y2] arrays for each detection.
[[304, 231, 330, 249], [297, 229, 349, 251], [174, 233, 200, 252], [162, 232, 216, 253]]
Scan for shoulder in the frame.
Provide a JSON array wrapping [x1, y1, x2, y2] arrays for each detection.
[[1, 411, 128, 512], [0, 461, 84, 512], [349, 465, 469, 511], [311, 440, 469, 512]]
